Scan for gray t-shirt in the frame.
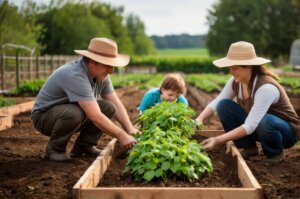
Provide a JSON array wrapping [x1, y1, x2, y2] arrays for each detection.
[[32, 58, 114, 113]]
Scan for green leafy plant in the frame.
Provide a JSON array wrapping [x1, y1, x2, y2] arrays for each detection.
[[12, 79, 46, 95], [0, 96, 16, 108], [124, 101, 213, 182]]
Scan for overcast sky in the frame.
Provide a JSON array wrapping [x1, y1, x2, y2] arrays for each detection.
[[10, 0, 217, 36]]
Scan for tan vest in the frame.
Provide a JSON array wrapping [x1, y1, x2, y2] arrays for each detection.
[[232, 75, 300, 140]]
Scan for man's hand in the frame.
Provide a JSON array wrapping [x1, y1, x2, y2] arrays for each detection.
[[118, 133, 137, 149], [200, 137, 218, 151], [129, 126, 142, 135]]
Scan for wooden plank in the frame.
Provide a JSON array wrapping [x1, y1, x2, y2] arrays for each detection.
[[0, 101, 34, 116], [73, 139, 117, 193], [0, 115, 13, 131], [76, 164, 97, 190], [195, 129, 224, 137], [80, 187, 260, 199], [0, 101, 34, 131], [227, 141, 262, 198], [74, 135, 263, 199], [100, 139, 117, 156]]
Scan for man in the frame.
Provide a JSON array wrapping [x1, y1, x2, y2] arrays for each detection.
[[31, 38, 138, 162]]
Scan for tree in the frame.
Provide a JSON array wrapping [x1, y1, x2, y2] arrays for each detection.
[[0, 0, 42, 54], [126, 14, 155, 55], [3, 0, 155, 56], [206, 0, 300, 63], [89, 2, 134, 55], [38, 1, 112, 54]]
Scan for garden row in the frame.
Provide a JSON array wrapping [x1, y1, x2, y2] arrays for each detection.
[[6, 73, 300, 95]]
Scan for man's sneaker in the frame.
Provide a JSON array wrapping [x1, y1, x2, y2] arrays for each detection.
[[240, 145, 259, 159], [263, 152, 284, 165], [44, 145, 71, 162], [70, 145, 101, 157]]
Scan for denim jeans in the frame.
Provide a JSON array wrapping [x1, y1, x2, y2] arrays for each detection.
[[216, 99, 297, 156]]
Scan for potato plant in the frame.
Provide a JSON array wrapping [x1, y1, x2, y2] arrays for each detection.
[[123, 101, 213, 182]]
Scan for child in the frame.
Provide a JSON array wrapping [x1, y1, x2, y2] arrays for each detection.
[[139, 73, 188, 113]]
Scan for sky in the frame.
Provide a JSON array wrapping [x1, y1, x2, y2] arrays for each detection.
[[10, 0, 217, 36]]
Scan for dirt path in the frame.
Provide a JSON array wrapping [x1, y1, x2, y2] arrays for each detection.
[[0, 86, 299, 199]]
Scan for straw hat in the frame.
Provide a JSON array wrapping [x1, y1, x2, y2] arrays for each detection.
[[75, 38, 130, 67], [213, 41, 271, 67]]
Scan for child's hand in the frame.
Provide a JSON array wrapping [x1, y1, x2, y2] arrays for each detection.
[[129, 126, 142, 135], [195, 119, 204, 130], [131, 130, 142, 135]]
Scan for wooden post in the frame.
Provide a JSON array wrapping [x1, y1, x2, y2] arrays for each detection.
[[50, 55, 54, 73], [36, 55, 39, 79], [44, 55, 47, 78], [28, 55, 32, 80], [16, 51, 20, 88], [1, 53, 5, 90]]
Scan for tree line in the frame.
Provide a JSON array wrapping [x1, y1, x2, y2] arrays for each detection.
[[0, 0, 155, 56], [151, 34, 206, 49], [206, 0, 300, 63], [0, 0, 299, 64]]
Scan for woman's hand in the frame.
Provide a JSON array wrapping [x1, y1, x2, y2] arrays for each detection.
[[200, 137, 219, 151]]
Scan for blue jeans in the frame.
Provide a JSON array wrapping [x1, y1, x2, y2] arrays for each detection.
[[216, 99, 297, 156]]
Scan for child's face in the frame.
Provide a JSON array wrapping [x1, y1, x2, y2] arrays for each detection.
[[160, 88, 180, 102]]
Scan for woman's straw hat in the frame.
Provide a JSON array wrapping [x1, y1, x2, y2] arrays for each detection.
[[213, 41, 271, 67], [75, 38, 130, 67]]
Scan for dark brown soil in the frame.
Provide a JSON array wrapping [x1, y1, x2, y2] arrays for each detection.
[[0, 86, 299, 199], [245, 146, 300, 199], [99, 140, 241, 188]]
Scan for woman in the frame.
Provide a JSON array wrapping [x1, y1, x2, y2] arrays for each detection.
[[196, 41, 299, 163]]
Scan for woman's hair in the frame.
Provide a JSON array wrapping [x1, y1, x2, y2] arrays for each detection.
[[160, 73, 186, 94], [251, 65, 279, 81]]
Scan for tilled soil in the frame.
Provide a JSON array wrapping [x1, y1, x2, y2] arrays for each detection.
[[99, 140, 241, 188], [0, 86, 299, 199]]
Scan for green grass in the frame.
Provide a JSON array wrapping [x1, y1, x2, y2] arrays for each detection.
[[154, 48, 209, 58], [0, 96, 16, 108]]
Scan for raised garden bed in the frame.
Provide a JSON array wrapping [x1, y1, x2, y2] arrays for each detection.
[[0, 100, 34, 131], [72, 130, 263, 199]]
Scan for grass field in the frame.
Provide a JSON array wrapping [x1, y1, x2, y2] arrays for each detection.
[[154, 48, 209, 58]]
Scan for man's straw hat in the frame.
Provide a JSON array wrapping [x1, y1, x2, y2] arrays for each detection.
[[75, 38, 130, 67], [213, 41, 271, 67]]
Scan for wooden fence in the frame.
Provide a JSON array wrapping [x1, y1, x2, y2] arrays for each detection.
[[0, 54, 158, 91], [0, 54, 79, 90]]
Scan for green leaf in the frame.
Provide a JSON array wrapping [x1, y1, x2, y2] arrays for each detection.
[[155, 168, 163, 177], [161, 161, 171, 170], [161, 150, 174, 159], [145, 160, 157, 170], [170, 163, 180, 173], [144, 170, 155, 181]]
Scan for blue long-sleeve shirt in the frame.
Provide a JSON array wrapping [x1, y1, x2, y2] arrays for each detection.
[[138, 88, 188, 113]]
